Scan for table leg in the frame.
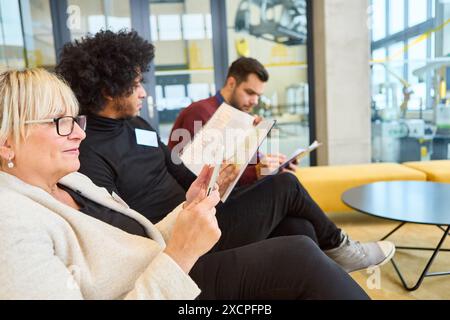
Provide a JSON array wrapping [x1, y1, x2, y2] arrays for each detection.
[[380, 222, 406, 241], [388, 225, 450, 291], [437, 225, 450, 236]]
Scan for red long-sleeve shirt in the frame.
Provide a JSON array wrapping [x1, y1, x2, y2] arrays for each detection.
[[168, 94, 259, 186]]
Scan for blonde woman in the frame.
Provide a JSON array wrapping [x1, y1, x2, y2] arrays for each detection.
[[0, 68, 369, 300]]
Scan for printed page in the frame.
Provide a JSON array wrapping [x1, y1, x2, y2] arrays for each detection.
[[180, 103, 254, 174], [220, 119, 276, 201], [180, 103, 275, 201]]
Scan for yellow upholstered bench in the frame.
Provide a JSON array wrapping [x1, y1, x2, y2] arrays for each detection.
[[295, 163, 427, 213], [403, 160, 450, 183]]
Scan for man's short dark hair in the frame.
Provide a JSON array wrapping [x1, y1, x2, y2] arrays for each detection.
[[226, 57, 269, 85], [56, 29, 154, 115]]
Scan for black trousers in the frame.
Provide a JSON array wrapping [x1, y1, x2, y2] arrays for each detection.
[[190, 236, 370, 300], [213, 172, 342, 251], [189, 173, 369, 299]]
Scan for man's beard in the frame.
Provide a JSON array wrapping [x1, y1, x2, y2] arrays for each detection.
[[229, 91, 240, 110], [113, 100, 137, 119], [230, 96, 250, 113]]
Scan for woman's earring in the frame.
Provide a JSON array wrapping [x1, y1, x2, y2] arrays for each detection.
[[7, 156, 14, 169]]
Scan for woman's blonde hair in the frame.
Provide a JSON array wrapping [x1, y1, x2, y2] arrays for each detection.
[[0, 68, 79, 147]]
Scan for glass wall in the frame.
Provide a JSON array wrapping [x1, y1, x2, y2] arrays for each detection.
[[226, 0, 310, 163], [0, 0, 55, 70], [371, 0, 450, 162], [0, 0, 131, 70], [149, 0, 215, 143], [0, 0, 313, 164], [67, 0, 131, 41]]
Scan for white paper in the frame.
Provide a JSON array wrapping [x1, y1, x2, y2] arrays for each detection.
[[135, 129, 158, 147], [180, 103, 275, 202]]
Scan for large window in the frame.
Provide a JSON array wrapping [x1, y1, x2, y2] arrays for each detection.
[[0, 0, 314, 164], [371, 0, 450, 162], [389, 0, 404, 34], [0, 0, 55, 70], [149, 0, 215, 143], [372, 0, 386, 41], [226, 0, 310, 162], [67, 0, 131, 40], [408, 0, 428, 27]]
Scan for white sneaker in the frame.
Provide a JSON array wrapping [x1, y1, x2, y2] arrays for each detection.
[[324, 232, 396, 273]]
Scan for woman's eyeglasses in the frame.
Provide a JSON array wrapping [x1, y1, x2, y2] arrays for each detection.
[[25, 115, 87, 137]]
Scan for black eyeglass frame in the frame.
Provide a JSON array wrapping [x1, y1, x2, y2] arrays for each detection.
[[25, 115, 87, 137]]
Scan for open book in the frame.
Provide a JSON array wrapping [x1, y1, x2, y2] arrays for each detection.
[[267, 140, 322, 175], [180, 103, 276, 202]]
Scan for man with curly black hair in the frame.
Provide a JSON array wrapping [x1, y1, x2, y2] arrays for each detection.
[[56, 30, 394, 283], [57, 30, 153, 117]]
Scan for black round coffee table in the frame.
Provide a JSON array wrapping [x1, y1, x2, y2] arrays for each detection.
[[342, 181, 450, 291]]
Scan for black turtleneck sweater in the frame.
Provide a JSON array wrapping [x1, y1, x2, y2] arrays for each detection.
[[78, 115, 196, 222]]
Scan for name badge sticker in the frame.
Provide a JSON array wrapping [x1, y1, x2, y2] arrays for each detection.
[[135, 128, 158, 147]]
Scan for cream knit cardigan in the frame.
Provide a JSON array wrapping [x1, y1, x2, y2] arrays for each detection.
[[0, 171, 201, 300]]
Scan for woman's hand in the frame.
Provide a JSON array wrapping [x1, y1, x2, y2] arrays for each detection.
[[164, 189, 221, 273], [185, 163, 240, 207], [185, 165, 213, 208]]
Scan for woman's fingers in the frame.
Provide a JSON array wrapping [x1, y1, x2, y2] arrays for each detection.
[[186, 188, 220, 211], [197, 164, 213, 185], [202, 189, 221, 208], [186, 187, 207, 210]]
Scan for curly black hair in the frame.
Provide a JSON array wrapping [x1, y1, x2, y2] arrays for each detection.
[[56, 29, 155, 115]]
